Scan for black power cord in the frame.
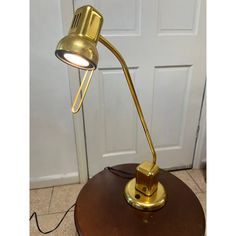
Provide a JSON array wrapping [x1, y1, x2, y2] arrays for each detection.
[[105, 166, 135, 179], [30, 203, 75, 234], [30, 167, 134, 234]]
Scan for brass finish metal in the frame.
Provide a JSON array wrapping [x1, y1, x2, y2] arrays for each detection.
[[135, 161, 159, 196], [55, 35, 98, 69], [98, 36, 167, 210], [55, 5, 103, 69], [124, 178, 167, 211], [68, 5, 103, 43], [71, 70, 94, 114], [55, 5, 167, 211], [99, 35, 157, 165]]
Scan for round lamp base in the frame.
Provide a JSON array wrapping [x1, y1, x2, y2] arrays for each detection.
[[124, 178, 167, 211]]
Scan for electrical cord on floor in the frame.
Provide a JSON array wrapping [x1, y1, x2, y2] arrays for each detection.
[[30, 203, 75, 234], [30, 167, 133, 234]]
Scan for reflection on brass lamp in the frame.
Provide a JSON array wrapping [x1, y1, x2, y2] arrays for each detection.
[[55, 5, 167, 211]]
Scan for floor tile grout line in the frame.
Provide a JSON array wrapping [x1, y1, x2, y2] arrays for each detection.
[[171, 170, 203, 195], [39, 208, 75, 216], [30, 187, 54, 216], [188, 169, 206, 193], [47, 184, 81, 214], [185, 171, 206, 214], [30, 212, 77, 235], [48, 187, 54, 213], [30, 186, 54, 191], [186, 170, 204, 193], [36, 210, 75, 217]]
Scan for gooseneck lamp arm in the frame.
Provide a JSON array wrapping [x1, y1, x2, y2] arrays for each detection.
[[55, 5, 166, 211], [98, 35, 157, 166]]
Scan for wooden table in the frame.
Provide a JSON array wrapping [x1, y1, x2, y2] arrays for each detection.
[[74, 164, 205, 236]]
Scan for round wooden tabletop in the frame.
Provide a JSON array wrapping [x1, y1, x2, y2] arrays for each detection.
[[74, 164, 205, 236]]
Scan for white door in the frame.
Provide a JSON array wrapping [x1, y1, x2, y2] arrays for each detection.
[[74, 0, 206, 177]]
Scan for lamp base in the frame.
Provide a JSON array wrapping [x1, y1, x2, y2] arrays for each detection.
[[124, 178, 167, 211]]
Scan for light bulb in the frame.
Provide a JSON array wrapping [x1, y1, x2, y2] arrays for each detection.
[[64, 53, 89, 67]]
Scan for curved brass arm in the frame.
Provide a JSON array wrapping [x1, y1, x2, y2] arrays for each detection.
[[71, 70, 94, 113], [99, 35, 157, 165]]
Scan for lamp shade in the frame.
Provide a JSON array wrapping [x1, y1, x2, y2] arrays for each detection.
[[55, 34, 98, 69], [55, 5, 103, 70]]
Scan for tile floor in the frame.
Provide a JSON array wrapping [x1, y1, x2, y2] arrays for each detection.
[[30, 169, 206, 236]]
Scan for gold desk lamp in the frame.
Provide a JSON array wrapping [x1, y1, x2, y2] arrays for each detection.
[[55, 5, 167, 211]]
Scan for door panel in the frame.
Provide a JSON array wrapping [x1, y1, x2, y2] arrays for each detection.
[[75, 0, 206, 177], [157, 0, 201, 35], [100, 68, 138, 157], [151, 66, 191, 149]]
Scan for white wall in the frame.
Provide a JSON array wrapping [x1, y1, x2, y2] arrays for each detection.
[[30, 0, 79, 188]]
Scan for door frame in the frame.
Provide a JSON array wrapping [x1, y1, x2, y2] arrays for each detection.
[[193, 82, 206, 168]]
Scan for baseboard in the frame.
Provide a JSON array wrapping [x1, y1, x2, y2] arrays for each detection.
[[164, 164, 192, 172], [30, 172, 79, 189], [201, 159, 206, 169]]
